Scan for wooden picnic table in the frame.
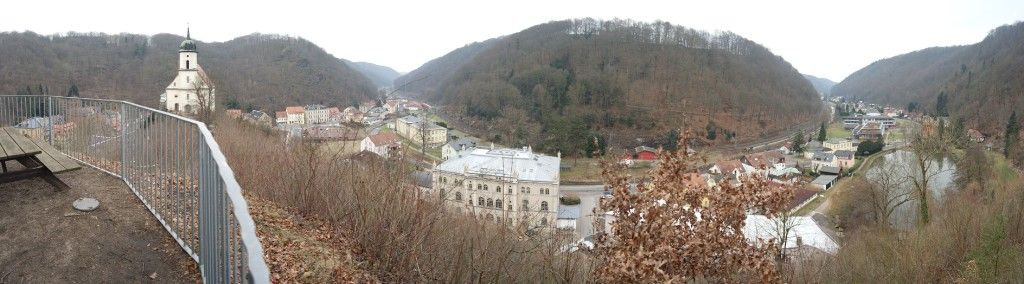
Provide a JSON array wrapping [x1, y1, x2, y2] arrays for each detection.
[[0, 127, 81, 189]]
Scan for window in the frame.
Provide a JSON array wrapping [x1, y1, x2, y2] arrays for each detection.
[[186, 76, 190, 83], [526, 187, 531, 194], [522, 200, 529, 211], [496, 186, 501, 193], [507, 188, 512, 194], [477, 184, 481, 190], [495, 199, 502, 209], [508, 204, 512, 211], [478, 197, 484, 206], [487, 198, 493, 207], [540, 201, 549, 211], [483, 185, 489, 191], [455, 192, 462, 201], [467, 182, 472, 190], [186, 60, 190, 69]]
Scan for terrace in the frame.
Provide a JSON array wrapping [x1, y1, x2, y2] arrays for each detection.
[[0, 96, 269, 283]]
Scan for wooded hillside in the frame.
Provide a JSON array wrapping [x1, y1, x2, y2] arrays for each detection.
[[833, 22, 1024, 137], [803, 74, 836, 95], [413, 19, 823, 154], [0, 32, 377, 110], [346, 61, 400, 88], [393, 38, 499, 95]]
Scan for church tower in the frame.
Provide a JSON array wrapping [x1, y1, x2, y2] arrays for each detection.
[[161, 28, 216, 114]]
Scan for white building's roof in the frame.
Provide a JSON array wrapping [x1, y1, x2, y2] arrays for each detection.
[[435, 148, 560, 183], [398, 115, 445, 130], [743, 215, 838, 254]]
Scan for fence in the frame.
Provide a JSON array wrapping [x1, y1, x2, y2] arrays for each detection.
[[0, 95, 269, 284]]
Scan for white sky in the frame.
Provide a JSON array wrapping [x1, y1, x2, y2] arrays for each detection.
[[3, 0, 1022, 81]]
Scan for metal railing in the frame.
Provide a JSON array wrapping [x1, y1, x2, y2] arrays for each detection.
[[0, 95, 269, 284]]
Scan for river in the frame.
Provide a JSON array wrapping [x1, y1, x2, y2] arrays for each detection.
[[865, 150, 958, 228]]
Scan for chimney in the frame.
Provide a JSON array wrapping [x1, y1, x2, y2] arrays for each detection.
[[557, 151, 561, 159], [490, 142, 494, 150]]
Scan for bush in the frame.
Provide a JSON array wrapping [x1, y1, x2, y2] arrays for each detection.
[[560, 196, 581, 206]]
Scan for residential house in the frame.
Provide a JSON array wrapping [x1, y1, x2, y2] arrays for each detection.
[[768, 166, 802, 184], [304, 104, 329, 125], [834, 150, 855, 168], [741, 150, 787, 172], [823, 138, 855, 152], [556, 206, 581, 230], [275, 111, 287, 125], [442, 138, 477, 160], [285, 106, 305, 125], [743, 215, 838, 255], [967, 129, 985, 142], [708, 159, 755, 183], [384, 100, 403, 114], [633, 146, 658, 161], [395, 115, 448, 147], [360, 132, 401, 157], [326, 107, 342, 123], [803, 141, 823, 159], [244, 110, 273, 127], [811, 152, 836, 171]]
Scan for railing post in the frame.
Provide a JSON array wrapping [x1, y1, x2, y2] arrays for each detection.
[[47, 96, 53, 143], [120, 102, 127, 178]]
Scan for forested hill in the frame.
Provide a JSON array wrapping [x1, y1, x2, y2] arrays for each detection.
[[393, 38, 499, 94], [345, 61, 401, 88], [421, 19, 823, 154], [0, 32, 377, 110], [832, 21, 1024, 136], [803, 74, 836, 95]]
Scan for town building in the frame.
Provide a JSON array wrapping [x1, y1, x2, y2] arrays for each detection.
[[811, 152, 837, 171], [159, 29, 215, 114], [432, 147, 561, 228], [285, 106, 305, 125], [967, 129, 985, 142], [823, 138, 855, 152], [395, 115, 448, 147], [633, 146, 658, 161], [304, 126, 358, 141], [854, 122, 886, 141], [442, 138, 476, 160], [360, 132, 401, 157], [556, 206, 581, 230], [304, 104, 329, 125], [275, 111, 287, 125], [834, 150, 856, 168], [842, 114, 896, 130]]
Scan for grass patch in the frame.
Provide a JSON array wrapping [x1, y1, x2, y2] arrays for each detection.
[[560, 158, 652, 183], [827, 121, 852, 139]]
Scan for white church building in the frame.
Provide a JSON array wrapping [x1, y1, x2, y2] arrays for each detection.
[[160, 29, 216, 114]]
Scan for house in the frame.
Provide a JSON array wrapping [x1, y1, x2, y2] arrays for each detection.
[[285, 106, 305, 125], [244, 110, 273, 127], [810, 174, 838, 190], [556, 206, 581, 230], [834, 150, 855, 168], [633, 146, 658, 161], [741, 150, 786, 171], [823, 138, 855, 152], [811, 152, 837, 171], [788, 188, 821, 213], [395, 115, 448, 147], [304, 104, 329, 125], [967, 129, 985, 142], [442, 138, 477, 160], [768, 165, 802, 184], [360, 132, 401, 157], [819, 166, 841, 176], [743, 215, 838, 255], [326, 107, 342, 123], [708, 159, 755, 183], [384, 100, 403, 114], [803, 141, 823, 159], [225, 109, 242, 119], [275, 111, 287, 125]]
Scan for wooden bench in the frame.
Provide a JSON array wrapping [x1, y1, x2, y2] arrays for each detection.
[[0, 127, 81, 189]]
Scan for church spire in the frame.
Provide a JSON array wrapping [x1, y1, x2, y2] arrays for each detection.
[[186, 26, 190, 40]]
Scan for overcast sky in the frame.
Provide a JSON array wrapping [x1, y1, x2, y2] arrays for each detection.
[[3, 0, 1022, 81]]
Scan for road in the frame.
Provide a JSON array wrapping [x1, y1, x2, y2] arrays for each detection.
[[560, 184, 607, 239]]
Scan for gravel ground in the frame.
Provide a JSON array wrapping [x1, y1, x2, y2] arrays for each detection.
[[0, 164, 198, 283]]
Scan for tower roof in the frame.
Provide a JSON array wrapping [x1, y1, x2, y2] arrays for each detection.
[[179, 27, 197, 52]]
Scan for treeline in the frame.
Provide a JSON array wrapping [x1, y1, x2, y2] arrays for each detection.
[[833, 21, 1024, 156], [419, 19, 822, 156], [0, 31, 377, 110]]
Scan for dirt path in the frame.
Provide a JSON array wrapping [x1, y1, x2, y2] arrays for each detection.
[[0, 166, 197, 283]]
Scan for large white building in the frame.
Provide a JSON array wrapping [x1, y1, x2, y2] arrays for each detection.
[[304, 104, 329, 125], [432, 147, 561, 229], [160, 29, 215, 114]]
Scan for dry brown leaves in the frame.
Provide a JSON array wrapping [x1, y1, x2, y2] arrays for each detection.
[[248, 197, 379, 283], [594, 131, 792, 283]]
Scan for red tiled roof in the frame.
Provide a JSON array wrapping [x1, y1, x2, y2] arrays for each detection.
[[716, 159, 745, 174], [368, 132, 398, 146], [286, 106, 305, 113], [788, 188, 820, 210], [275, 111, 287, 118]]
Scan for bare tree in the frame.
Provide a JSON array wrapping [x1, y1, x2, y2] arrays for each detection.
[[191, 80, 214, 124], [908, 132, 951, 225], [862, 160, 914, 227], [769, 210, 800, 261]]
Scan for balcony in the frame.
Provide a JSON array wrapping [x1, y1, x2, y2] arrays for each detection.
[[0, 96, 269, 283]]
